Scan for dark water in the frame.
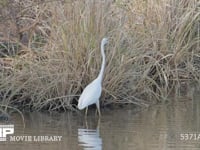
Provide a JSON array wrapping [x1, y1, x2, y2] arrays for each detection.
[[0, 88, 200, 150]]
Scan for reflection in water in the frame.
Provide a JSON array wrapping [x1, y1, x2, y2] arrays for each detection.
[[78, 128, 102, 150], [78, 119, 102, 150]]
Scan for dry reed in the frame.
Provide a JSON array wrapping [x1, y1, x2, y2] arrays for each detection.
[[0, 0, 199, 112]]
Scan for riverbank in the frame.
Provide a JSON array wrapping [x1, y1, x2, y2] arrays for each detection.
[[0, 0, 199, 112]]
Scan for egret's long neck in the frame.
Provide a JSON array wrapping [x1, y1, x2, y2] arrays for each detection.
[[97, 43, 106, 83]]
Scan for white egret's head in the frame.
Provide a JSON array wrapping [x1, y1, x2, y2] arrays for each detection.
[[101, 38, 109, 46]]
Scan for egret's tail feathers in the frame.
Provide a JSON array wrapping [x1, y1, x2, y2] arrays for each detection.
[[78, 100, 85, 110]]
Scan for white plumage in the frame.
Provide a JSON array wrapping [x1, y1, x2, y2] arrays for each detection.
[[78, 38, 108, 116]]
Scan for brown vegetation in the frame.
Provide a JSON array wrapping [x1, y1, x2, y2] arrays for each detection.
[[0, 0, 199, 112]]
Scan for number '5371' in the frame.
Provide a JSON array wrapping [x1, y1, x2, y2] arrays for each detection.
[[180, 133, 200, 141]]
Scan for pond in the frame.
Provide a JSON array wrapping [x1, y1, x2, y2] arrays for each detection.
[[0, 88, 200, 150]]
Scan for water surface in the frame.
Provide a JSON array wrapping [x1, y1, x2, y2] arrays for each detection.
[[0, 89, 200, 150]]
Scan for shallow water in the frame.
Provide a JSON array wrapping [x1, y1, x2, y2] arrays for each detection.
[[0, 89, 200, 150]]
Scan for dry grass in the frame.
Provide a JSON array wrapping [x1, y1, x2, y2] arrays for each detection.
[[0, 0, 199, 112]]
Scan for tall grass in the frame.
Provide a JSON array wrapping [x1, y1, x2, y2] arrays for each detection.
[[0, 0, 199, 111]]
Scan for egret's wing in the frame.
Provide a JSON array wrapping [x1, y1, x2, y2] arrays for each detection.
[[78, 79, 102, 109]]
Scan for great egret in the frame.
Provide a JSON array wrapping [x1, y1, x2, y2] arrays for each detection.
[[78, 38, 108, 116]]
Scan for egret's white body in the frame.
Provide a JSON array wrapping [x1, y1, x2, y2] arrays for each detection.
[[78, 38, 108, 116], [78, 78, 102, 110]]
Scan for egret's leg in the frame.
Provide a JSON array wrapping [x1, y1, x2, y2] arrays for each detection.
[[97, 117, 101, 130], [95, 108, 98, 116], [96, 100, 101, 117], [85, 107, 88, 117]]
